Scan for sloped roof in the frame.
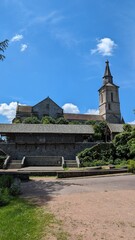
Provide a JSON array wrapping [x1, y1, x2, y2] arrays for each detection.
[[107, 123, 135, 133], [33, 97, 62, 110], [0, 124, 94, 134], [64, 113, 103, 121], [107, 123, 124, 133], [17, 105, 32, 113]]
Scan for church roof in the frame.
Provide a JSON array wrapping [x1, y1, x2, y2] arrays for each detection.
[[0, 124, 94, 134], [17, 105, 32, 113], [64, 113, 103, 121]]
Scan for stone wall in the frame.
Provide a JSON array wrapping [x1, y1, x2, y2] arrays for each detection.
[[0, 142, 96, 160]]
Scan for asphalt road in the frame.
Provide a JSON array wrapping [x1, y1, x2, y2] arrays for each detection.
[[58, 174, 135, 195], [22, 174, 135, 199]]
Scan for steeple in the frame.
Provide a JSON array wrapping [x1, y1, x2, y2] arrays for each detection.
[[103, 60, 113, 85], [99, 60, 123, 123]]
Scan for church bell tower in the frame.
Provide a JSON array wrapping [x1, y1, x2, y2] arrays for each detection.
[[98, 61, 122, 123]]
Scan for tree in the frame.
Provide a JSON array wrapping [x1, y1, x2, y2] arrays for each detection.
[[41, 116, 56, 124], [22, 116, 41, 124], [93, 121, 108, 141], [56, 117, 69, 124], [0, 39, 9, 61]]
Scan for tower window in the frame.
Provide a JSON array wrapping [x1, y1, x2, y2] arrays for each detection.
[[108, 103, 111, 110], [101, 93, 103, 103], [111, 92, 113, 102]]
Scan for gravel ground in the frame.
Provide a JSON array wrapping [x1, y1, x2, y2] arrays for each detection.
[[21, 174, 135, 240]]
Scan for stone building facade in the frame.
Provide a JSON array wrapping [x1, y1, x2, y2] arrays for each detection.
[[16, 97, 63, 120]]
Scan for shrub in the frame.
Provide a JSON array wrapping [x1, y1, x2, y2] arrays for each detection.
[[0, 188, 11, 206], [10, 178, 21, 196], [12, 118, 22, 123], [78, 143, 115, 167], [0, 176, 21, 206], [128, 160, 135, 173], [41, 116, 56, 124], [123, 124, 132, 132], [56, 117, 69, 124], [22, 116, 40, 124], [0, 175, 13, 188]]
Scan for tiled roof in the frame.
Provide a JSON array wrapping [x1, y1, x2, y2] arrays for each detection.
[[108, 123, 135, 133], [64, 113, 103, 121], [17, 105, 32, 113], [0, 124, 94, 134], [107, 124, 124, 133]]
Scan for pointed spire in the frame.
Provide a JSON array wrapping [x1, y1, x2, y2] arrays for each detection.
[[103, 60, 113, 84]]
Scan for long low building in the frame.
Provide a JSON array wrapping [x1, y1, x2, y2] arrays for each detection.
[[0, 124, 95, 160], [0, 123, 134, 165]]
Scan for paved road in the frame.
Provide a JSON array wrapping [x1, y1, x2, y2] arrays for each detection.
[[58, 174, 135, 195], [21, 174, 135, 199]]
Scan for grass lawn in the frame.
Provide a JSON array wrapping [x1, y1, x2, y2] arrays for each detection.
[[0, 198, 55, 240]]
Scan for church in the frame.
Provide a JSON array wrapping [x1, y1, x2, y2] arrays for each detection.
[[0, 61, 125, 169], [15, 61, 123, 124]]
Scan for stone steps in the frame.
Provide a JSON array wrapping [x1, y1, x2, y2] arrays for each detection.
[[65, 160, 78, 168], [8, 160, 22, 169]]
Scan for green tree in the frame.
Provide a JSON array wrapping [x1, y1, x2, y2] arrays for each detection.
[[12, 118, 22, 124], [22, 116, 40, 124], [113, 125, 135, 159], [0, 39, 9, 61], [56, 117, 69, 124], [93, 121, 107, 141], [41, 116, 55, 124]]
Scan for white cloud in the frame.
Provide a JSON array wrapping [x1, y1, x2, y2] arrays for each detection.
[[0, 102, 18, 122], [128, 120, 135, 124], [85, 109, 99, 115], [11, 34, 23, 42], [62, 103, 80, 113], [20, 44, 28, 52], [91, 38, 117, 56]]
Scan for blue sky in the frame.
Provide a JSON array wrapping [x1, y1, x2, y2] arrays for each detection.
[[0, 0, 135, 123]]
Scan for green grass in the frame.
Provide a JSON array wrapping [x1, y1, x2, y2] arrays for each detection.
[[0, 198, 54, 240]]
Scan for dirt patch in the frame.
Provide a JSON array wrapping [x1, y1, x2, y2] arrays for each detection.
[[21, 177, 135, 240]]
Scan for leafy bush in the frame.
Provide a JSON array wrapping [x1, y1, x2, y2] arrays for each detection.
[[78, 143, 115, 167], [0, 175, 13, 188], [12, 118, 22, 123], [113, 126, 135, 159], [41, 116, 55, 124], [0, 176, 21, 206], [10, 178, 21, 196], [128, 160, 135, 173], [22, 116, 41, 124], [93, 121, 108, 141], [0, 188, 11, 206], [123, 124, 132, 132], [56, 117, 69, 124]]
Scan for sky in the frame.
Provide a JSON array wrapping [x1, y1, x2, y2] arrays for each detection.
[[0, 0, 135, 123]]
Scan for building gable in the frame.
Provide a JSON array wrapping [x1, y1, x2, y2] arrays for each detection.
[[32, 97, 63, 119]]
